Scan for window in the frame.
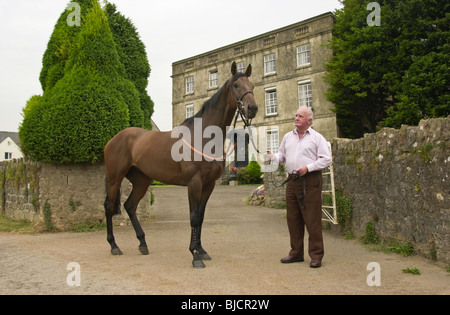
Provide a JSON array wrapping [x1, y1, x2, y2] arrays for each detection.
[[264, 53, 276, 75], [236, 61, 246, 74], [185, 104, 194, 119], [297, 44, 311, 67], [4, 152, 12, 160], [185, 76, 194, 94], [265, 88, 277, 116], [266, 128, 279, 154], [209, 71, 218, 88], [298, 81, 312, 108]]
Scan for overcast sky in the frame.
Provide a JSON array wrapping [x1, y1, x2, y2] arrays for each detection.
[[0, 0, 342, 132]]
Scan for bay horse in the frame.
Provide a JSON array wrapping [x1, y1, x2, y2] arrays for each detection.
[[104, 62, 258, 268]]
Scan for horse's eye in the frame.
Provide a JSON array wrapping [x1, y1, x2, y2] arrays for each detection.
[[233, 83, 239, 89]]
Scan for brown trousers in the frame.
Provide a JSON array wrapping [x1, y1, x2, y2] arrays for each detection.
[[285, 171, 324, 261]]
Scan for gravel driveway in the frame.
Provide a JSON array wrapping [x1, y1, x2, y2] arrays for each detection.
[[1, 185, 448, 295]]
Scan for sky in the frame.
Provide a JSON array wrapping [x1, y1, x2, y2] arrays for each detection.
[[0, 0, 342, 132]]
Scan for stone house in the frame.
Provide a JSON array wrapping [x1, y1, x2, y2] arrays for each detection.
[[172, 12, 337, 168]]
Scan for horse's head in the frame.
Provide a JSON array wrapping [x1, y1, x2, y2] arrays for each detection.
[[230, 62, 258, 120]]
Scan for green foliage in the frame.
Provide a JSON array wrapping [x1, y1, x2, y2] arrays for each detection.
[[20, 0, 147, 163], [42, 200, 56, 232], [39, 0, 94, 92], [386, 242, 415, 256], [360, 222, 380, 245], [324, 0, 450, 138], [237, 161, 263, 185], [105, 2, 154, 129], [335, 191, 353, 231], [402, 267, 421, 275]]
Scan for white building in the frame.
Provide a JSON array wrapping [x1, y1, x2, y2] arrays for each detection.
[[0, 132, 23, 162]]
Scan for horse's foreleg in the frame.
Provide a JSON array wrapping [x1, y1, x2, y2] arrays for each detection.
[[188, 180, 215, 268]]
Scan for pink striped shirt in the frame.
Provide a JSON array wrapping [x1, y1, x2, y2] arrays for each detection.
[[276, 127, 331, 173]]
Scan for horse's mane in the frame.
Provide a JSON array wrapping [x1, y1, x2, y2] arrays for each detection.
[[181, 72, 246, 126]]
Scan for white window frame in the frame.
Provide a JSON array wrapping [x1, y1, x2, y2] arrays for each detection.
[[4, 152, 12, 160], [298, 80, 312, 108], [185, 76, 194, 94], [185, 104, 194, 119], [209, 70, 218, 88], [297, 44, 311, 67], [265, 87, 278, 116], [266, 127, 279, 154], [264, 53, 276, 75], [236, 61, 246, 74]]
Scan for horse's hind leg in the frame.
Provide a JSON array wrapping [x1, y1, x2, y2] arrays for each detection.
[[105, 180, 123, 255], [125, 167, 152, 255]]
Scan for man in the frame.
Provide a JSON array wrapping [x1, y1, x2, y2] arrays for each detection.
[[269, 106, 331, 268]]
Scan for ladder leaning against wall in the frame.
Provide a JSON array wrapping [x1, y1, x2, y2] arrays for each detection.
[[322, 142, 338, 225]]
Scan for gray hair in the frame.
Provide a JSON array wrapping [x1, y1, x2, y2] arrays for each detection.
[[298, 105, 313, 120]]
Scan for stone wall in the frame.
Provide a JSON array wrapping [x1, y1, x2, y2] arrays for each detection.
[[332, 117, 449, 263], [0, 160, 152, 230], [264, 117, 449, 263]]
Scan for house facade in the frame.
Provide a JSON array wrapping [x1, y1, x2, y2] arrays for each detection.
[[172, 12, 337, 168], [0, 132, 23, 162]]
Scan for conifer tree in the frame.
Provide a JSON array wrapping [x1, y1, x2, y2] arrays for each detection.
[[105, 2, 154, 129], [20, 0, 141, 163]]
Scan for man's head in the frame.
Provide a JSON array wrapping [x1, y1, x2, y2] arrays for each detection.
[[295, 106, 313, 132]]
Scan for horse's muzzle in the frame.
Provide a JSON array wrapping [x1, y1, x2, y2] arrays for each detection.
[[247, 104, 258, 119]]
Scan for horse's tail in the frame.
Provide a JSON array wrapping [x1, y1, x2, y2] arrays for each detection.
[[104, 177, 121, 216]]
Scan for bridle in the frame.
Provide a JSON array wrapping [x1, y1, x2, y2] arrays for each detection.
[[180, 75, 259, 161], [230, 77, 254, 129], [229, 76, 261, 154]]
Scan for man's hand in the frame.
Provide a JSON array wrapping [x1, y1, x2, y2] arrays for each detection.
[[295, 165, 308, 176], [266, 151, 276, 161]]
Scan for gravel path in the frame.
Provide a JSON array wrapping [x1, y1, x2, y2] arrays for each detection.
[[1, 185, 448, 295]]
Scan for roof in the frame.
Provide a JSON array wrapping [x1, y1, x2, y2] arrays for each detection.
[[0, 131, 20, 145]]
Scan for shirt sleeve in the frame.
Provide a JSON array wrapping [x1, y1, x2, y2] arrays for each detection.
[[306, 134, 331, 172], [275, 133, 288, 164]]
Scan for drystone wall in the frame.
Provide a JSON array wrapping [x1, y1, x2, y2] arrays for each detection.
[[264, 117, 449, 263], [0, 160, 152, 230]]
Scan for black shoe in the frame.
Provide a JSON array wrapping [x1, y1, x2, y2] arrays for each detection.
[[280, 256, 304, 263], [310, 260, 322, 268]]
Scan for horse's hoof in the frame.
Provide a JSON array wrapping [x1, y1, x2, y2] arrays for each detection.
[[111, 248, 123, 255], [139, 246, 149, 255], [192, 259, 206, 268], [200, 252, 211, 260]]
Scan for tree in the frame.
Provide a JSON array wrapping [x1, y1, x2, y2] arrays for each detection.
[[381, 0, 450, 128], [39, 0, 94, 92], [324, 0, 449, 138], [20, 0, 138, 163], [105, 2, 154, 129]]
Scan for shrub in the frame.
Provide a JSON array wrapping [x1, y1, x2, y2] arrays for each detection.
[[237, 161, 263, 184], [20, 1, 137, 163]]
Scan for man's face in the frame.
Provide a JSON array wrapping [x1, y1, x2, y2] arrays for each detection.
[[294, 109, 311, 131]]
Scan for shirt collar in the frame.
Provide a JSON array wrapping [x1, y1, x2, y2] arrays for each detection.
[[293, 127, 312, 135]]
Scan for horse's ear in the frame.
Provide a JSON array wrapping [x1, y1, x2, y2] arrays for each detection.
[[231, 61, 237, 76], [245, 64, 252, 77]]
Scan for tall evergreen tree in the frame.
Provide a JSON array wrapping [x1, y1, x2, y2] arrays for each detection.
[[105, 2, 154, 129], [39, 0, 94, 92], [20, 0, 140, 163], [324, 0, 449, 138]]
